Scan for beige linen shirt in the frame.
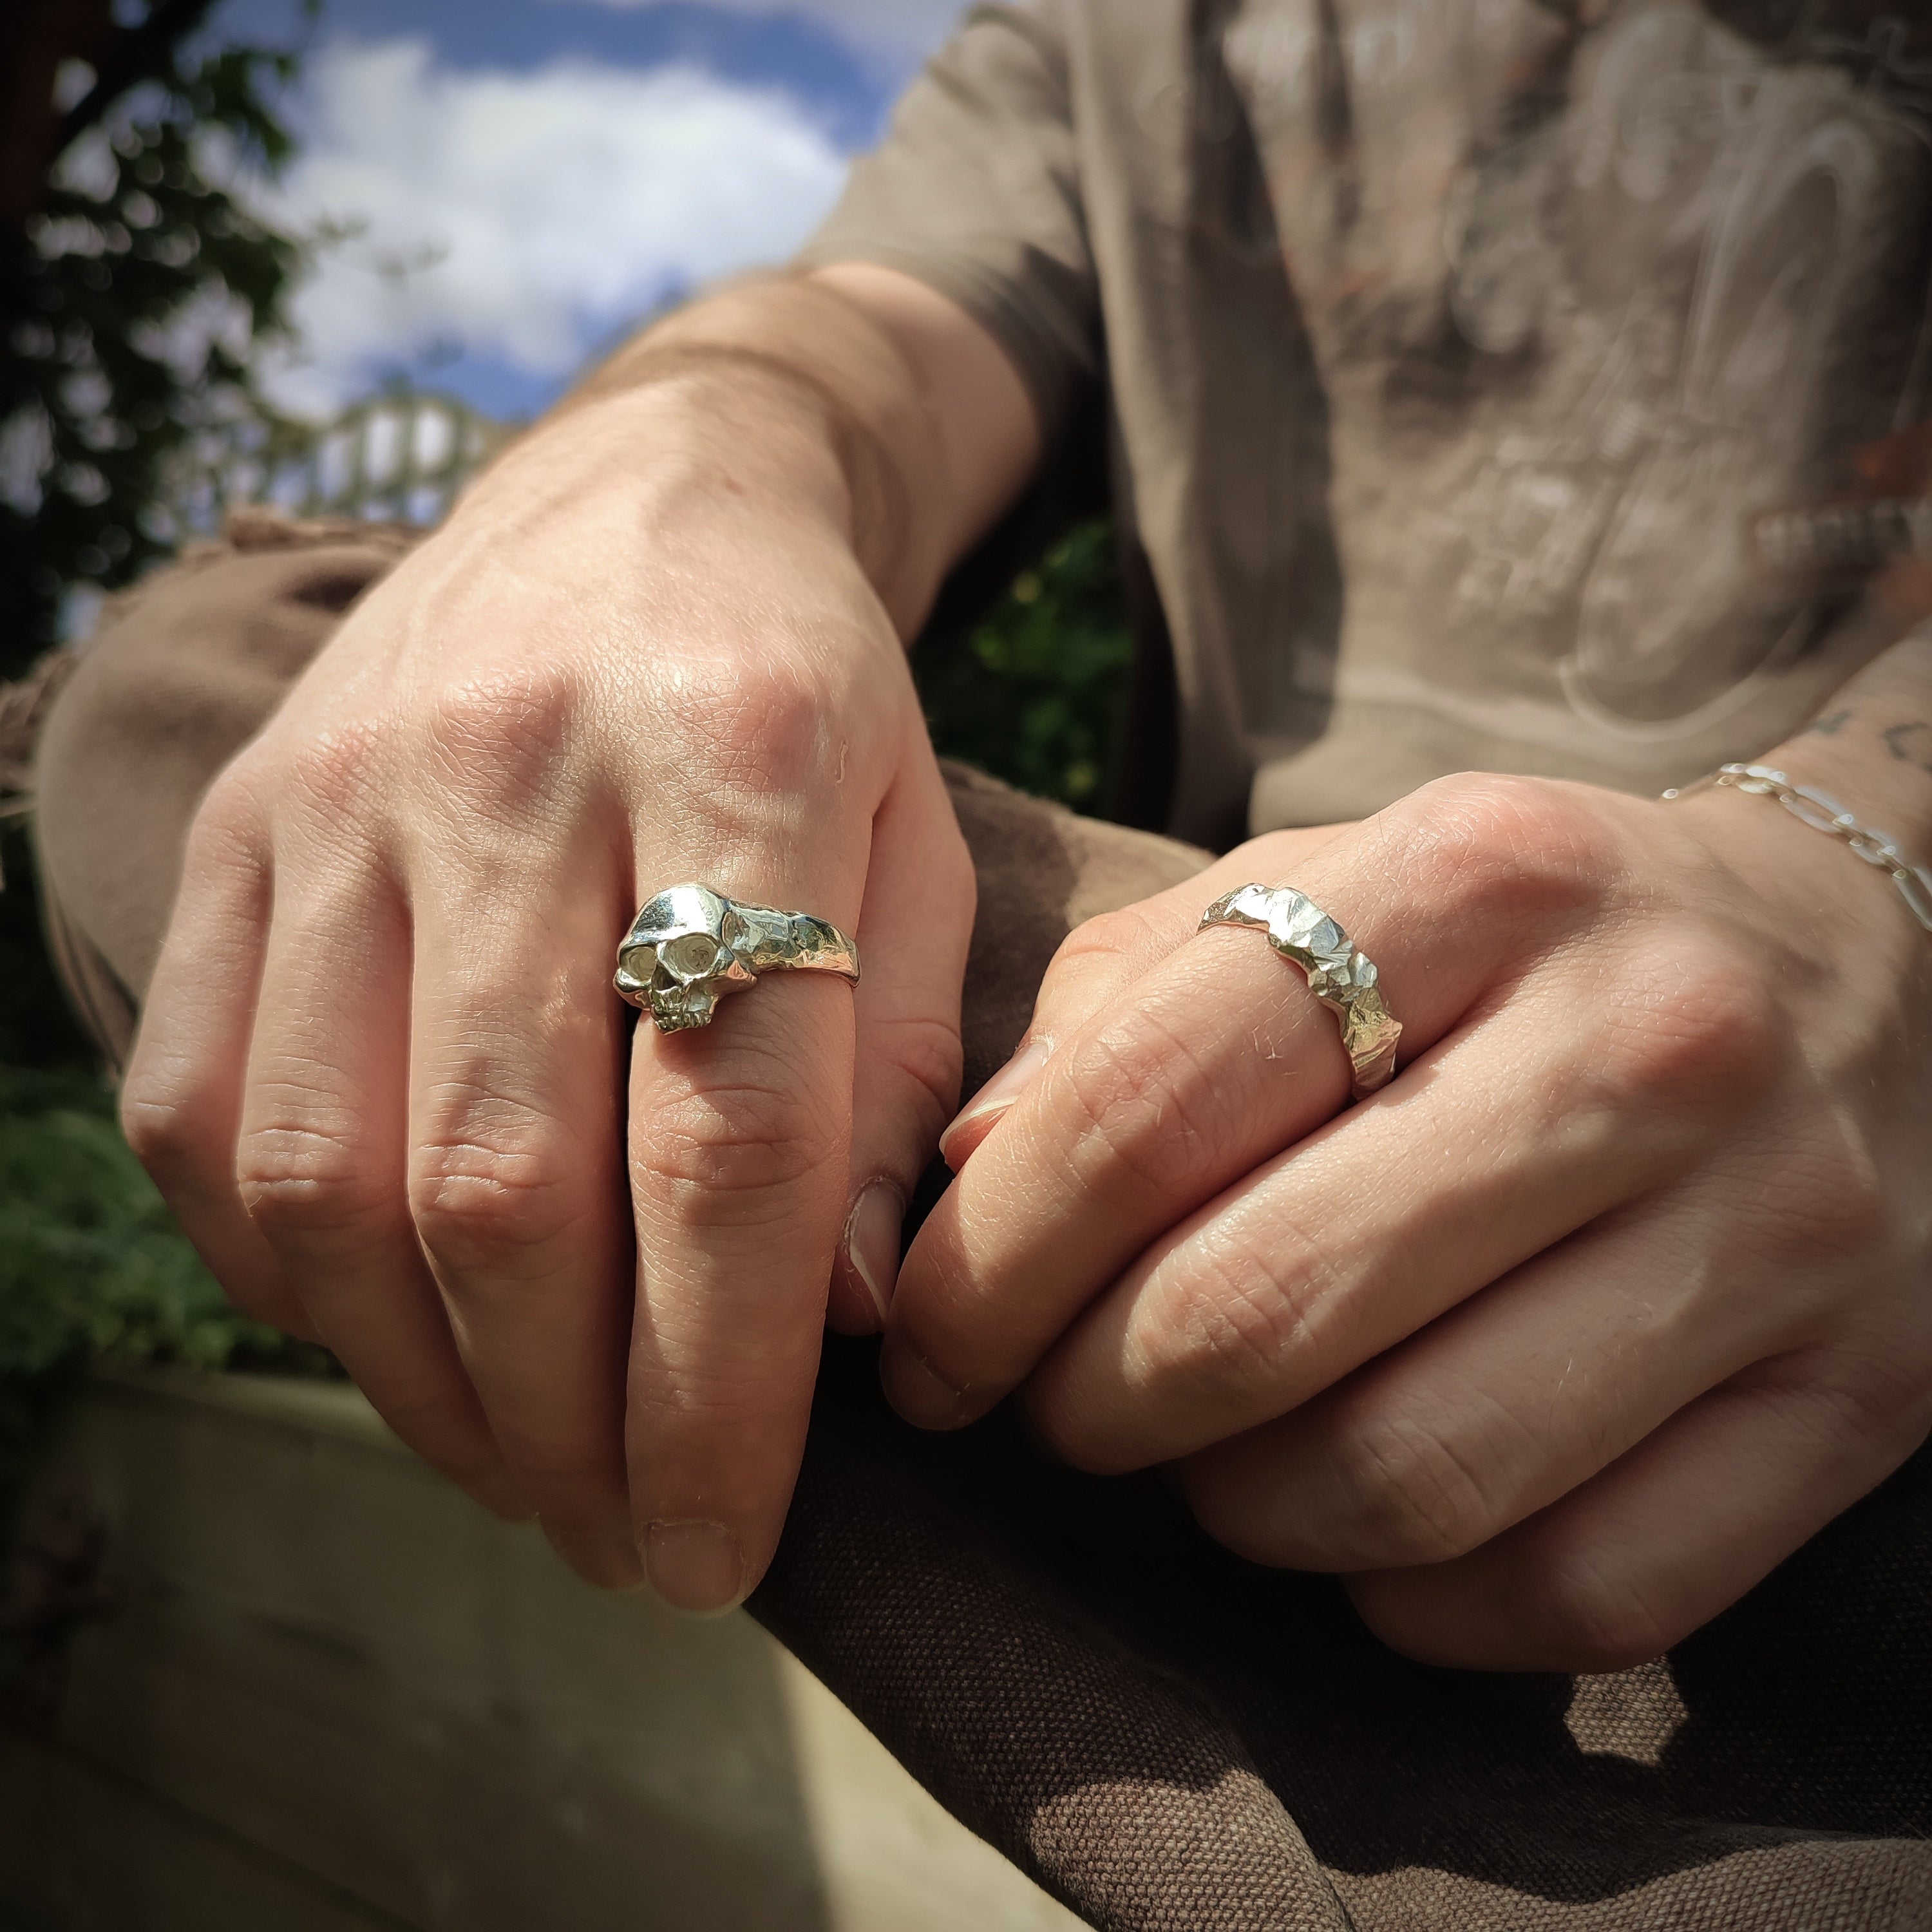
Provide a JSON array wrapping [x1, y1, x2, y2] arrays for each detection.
[[800, 0, 1932, 846]]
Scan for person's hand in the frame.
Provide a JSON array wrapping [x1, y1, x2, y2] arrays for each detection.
[[118, 272, 1034, 1610], [886, 772, 1932, 1669]]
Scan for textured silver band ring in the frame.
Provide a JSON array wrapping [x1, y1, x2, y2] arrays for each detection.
[[1198, 884, 1402, 1099], [615, 882, 860, 1034]]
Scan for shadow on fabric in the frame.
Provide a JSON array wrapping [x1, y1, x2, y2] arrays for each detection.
[[752, 1325, 1932, 1932]]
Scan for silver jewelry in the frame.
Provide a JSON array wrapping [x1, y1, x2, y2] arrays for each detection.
[[1197, 884, 1403, 1099], [1662, 764, 1932, 934], [616, 883, 860, 1034]]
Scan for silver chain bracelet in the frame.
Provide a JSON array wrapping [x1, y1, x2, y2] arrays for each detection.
[[1662, 763, 1932, 934]]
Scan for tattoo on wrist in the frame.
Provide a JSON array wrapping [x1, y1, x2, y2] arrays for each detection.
[[1882, 721, 1932, 774], [1798, 706, 1932, 775]]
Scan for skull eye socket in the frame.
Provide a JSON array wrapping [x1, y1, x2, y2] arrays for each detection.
[[663, 931, 724, 977], [620, 943, 658, 982]]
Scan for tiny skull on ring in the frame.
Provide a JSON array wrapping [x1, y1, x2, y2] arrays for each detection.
[[615, 884, 757, 1033]]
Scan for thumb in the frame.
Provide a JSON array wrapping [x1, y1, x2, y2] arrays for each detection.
[[829, 753, 977, 1332]]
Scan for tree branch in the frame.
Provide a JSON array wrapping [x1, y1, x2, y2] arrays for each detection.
[[55, 0, 222, 156]]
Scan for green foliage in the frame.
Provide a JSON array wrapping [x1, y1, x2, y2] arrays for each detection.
[[0, 1061, 329, 1519], [0, 1067, 272, 1376], [1, 9, 326, 1511], [0, 21, 309, 680], [920, 518, 1135, 810]]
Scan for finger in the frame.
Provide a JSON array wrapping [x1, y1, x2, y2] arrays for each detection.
[[935, 822, 1351, 1170], [406, 836, 639, 1586], [886, 799, 1605, 1431], [118, 794, 314, 1340], [625, 835, 863, 1615], [1342, 1357, 1929, 1672], [1023, 954, 1769, 1473], [830, 751, 974, 1334], [234, 855, 526, 1519], [1178, 1176, 1781, 1571]]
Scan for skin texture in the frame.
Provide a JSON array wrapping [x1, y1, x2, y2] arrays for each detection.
[[888, 637, 1932, 1670], [119, 268, 1041, 1609]]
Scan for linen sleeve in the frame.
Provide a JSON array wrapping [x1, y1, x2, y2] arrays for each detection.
[[794, 2, 1098, 444]]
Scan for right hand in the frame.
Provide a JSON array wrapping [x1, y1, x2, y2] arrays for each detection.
[[119, 274, 1032, 1609]]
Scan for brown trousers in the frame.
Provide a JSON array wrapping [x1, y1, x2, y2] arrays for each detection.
[[30, 515, 1932, 1931]]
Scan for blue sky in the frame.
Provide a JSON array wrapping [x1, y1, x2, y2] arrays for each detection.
[[201, 0, 965, 419]]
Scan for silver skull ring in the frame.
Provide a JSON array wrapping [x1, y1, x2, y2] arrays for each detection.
[[614, 883, 860, 1034]]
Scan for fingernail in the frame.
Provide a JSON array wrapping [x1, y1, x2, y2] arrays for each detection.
[[843, 1181, 904, 1323], [645, 1519, 746, 1616], [880, 1341, 975, 1430], [939, 1034, 1053, 1170]]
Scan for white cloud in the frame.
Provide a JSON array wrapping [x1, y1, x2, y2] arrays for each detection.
[[250, 40, 849, 418], [556, 0, 970, 60]]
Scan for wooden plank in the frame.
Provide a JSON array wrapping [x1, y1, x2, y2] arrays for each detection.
[[0, 1727, 398, 1932], [18, 1371, 1083, 1932]]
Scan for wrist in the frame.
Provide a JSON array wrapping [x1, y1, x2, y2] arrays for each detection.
[[356, 376, 907, 695], [549, 279, 957, 631], [463, 367, 853, 541], [1659, 630, 1932, 952], [1754, 632, 1932, 861], [1669, 777, 1932, 1018], [457, 360, 943, 638]]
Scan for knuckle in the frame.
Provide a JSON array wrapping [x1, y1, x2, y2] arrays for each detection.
[[236, 1124, 386, 1245], [1402, 771, 1575, 867], [1593, 938, 1782, 1119], [1392, 773, 1603, 929], [684, 656, 830, 795], [118, 1080, 202, 1184], [193, 759, 272, 843], [1815, 1366, 1929, 1463], [283, 718, 389, 819], [178, 770, 274, 893], [1331, 1409, 1498, 1566], [630, 1079, 837, 1222], [871, 1010, 965, 1132], [1758, 1142, 1889, 1275], [407, 1121, 583, 1275], [1050, 905, 1160, 981], [1027, 908, 1152, 1035], [1747, 1350, 1931, 1470], [422, 665, 580, 812], [1139, 1222, 1337, 1408], [1058, 1010, 1229, 1190]]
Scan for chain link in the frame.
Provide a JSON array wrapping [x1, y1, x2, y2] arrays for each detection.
[[1663, 763, 1932, 934]]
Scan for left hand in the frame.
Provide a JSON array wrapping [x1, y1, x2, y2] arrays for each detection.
[[883, 772, 1932, 1671]]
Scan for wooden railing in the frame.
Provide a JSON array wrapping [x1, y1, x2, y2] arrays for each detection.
[[167, 388, 513, 531]]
